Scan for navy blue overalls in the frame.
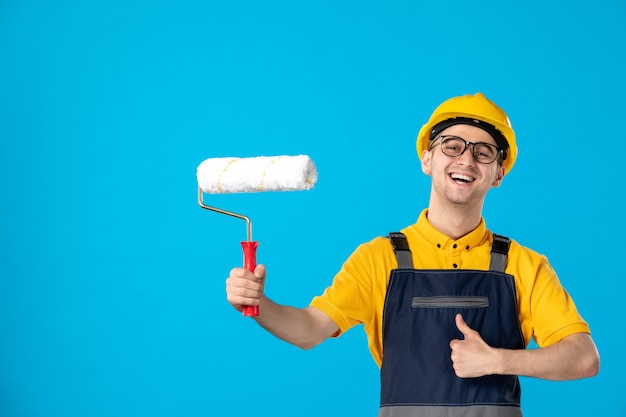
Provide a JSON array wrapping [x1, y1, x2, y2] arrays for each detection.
[[379, 232, 525, 417]]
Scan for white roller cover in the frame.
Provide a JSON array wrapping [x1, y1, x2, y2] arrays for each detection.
[[197, 155, 318, 194]]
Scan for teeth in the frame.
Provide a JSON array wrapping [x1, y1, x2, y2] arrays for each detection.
[[451, 173, 474, 182]]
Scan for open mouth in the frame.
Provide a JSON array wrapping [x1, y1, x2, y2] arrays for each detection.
[[449, 173, 475, 184]]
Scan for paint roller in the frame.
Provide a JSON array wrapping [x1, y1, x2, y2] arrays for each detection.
[[196, 155, 318, 316]]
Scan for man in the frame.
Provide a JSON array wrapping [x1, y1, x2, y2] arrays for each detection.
[[225, 93, 600, 416]]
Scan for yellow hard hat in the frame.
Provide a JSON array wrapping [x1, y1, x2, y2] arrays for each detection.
[[416, 93, 518, 173]]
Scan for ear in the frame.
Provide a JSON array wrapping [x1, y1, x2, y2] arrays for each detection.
[[421, 149, 432, 175], [492, 165, 505, 188]]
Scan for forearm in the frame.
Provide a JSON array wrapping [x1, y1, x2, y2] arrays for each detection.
[[225, 265, 339, 349], [253, 296, 338, 350], [493, 333, 599, 380]]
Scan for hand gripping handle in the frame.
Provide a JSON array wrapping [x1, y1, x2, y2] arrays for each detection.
[[241, 241, 260, 317]]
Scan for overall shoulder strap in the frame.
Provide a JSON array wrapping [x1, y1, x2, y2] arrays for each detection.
[[389, 232, 413, 269], [489, 233, 511, 273], [390, 232, 511, 272]]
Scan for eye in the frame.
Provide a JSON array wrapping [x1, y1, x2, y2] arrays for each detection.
[[474, 144, 496, 158], [442, 137, 464, 152]]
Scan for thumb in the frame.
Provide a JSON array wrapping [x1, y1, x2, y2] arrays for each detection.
[[253, 264, 266, 281], [455, 313, 475, 338]]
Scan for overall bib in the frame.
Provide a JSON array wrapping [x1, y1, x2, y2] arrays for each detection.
[[379, 233, 524, 417]]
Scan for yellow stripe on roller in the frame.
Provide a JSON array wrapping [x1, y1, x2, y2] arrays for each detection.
[[259, 156, 283, 191], [216, 158, 239, 193]]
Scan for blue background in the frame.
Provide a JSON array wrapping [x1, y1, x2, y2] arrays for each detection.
[[1, 1, 624, 416]]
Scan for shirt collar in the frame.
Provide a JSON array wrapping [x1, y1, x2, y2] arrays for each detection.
[[411, 209, 488, 251]]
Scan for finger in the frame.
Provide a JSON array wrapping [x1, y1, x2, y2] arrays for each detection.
[[229, 267, 253, 279], [226, 273, 263, 293], [229, 266, 263, 285], [455, 313, 474, 338], [226, 281, 262, 306]]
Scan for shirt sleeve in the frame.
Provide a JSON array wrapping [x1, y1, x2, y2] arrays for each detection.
[[515, 247, 591, 347], [309, 242, 376, 335]]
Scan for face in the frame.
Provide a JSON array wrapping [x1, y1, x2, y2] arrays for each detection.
[[421, 124, 505, 207]]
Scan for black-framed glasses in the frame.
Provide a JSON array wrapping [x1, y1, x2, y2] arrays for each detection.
[[429, 135, 502, 164]]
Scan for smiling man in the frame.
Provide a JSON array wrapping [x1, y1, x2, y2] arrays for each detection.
[[225, 93, 600, 417]]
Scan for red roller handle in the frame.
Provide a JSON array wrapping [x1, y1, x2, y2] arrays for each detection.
[[241, 241, 260, 317]]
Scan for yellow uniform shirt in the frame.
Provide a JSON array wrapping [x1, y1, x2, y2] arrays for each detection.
[[310, 209, 590, 368]]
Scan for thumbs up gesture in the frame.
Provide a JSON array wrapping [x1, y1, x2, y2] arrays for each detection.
[[449, 313, 498, 378]]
